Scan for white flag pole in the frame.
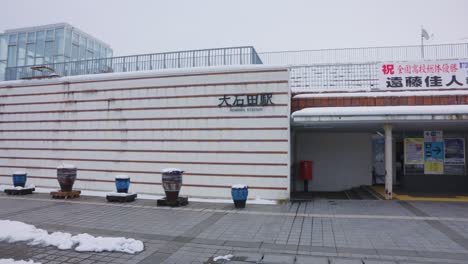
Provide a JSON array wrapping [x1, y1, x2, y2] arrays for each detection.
[[421, 26, 424, 59]]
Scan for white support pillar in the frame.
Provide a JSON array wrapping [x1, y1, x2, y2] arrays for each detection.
[[384, 124, 393, 200]]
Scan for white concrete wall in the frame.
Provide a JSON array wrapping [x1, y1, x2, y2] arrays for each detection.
[[294, 132, 372, 191], [0, 66, 290, 199]]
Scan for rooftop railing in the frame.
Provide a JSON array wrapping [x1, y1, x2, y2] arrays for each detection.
[[258, 42, 468, 65], [4, 43, 468, 92], [4, 46, 262, 81], [259, 43, 468, 92]]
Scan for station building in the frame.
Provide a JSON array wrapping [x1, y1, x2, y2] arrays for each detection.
[[0, 43, 467, 200]]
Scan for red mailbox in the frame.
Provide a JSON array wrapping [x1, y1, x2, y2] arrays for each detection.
[[300, 161, 313, 181]]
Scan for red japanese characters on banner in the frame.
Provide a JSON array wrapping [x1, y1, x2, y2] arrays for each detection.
[[378, 60, 468, 90]]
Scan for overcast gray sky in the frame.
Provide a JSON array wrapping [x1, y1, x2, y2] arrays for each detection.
[[2, 0, 468, 56]]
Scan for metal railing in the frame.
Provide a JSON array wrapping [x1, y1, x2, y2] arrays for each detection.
[[267, 43, 468, 92], [4, 46, 262, 81], [5, 43, 468, 92], [259, 43, 468, 65]]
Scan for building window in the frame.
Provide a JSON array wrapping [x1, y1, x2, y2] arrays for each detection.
[[8, 34, 17, 45], [55, 28, 64, 55], [27, 32, 35, 43], [7, 45, 17, 67], [46, 29, 54, 41]]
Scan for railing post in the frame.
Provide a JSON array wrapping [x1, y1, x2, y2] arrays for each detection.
[[223, 49, 226, 65], [149, 54, 153, 70], [177, 53, 180, 68], [193, 51, 195, 67], [240, 48, 243, 65]]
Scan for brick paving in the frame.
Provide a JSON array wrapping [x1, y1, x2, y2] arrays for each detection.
[[0, 193, 468, 263]]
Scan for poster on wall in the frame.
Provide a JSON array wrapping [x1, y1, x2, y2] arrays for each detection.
[[404, 138, 424, 164], [424, 131, 444, 161], [444, 138, 465, 165], [444, 138, 465, 176], [424, 161, 444, 174]]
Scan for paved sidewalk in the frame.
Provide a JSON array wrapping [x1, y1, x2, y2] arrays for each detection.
[[1, 193, 468, 264]]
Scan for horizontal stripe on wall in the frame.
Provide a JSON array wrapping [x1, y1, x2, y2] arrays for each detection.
[[0, 165, 287, 178], [0, 80, 288, 98], [0, 69, 288, 89], [0, 156, 288, 166], [0, 115, 288, 124], [0, 92, 289, 107], [0, 175, 287, 190], [0, 138, 288, 143], [0, 147, 287, 155], [0, 127, 288, 133], [0, 104, 288, 115]]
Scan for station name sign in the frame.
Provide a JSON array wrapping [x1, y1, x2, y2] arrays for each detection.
[[218, 93, 274, 112], [379, 60, 468, 90]]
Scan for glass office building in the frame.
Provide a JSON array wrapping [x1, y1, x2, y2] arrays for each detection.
[[0, 23, 112, 81]]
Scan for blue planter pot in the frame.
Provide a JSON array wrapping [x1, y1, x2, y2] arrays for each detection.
[[12, 172, 27, 187], [115, 178, 130, 193], [231, 186, 248, 208]]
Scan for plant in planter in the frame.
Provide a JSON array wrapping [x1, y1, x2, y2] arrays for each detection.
[[115, 175, 130, 193], [231, 185, 248, 208], [12, 171, 27, 187]]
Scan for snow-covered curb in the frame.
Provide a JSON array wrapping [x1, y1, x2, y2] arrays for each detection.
[[31, 187, 277, 205], [0, 220, 144, 254], [0, 259, 41, 264]]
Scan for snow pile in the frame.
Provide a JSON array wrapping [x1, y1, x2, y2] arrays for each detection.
[[56, 164, 76, 169], [231, 184, 247, 189], [213, 254, 233, 261], [114, 174, 130, 179], [0, 259, 41, 264], [72, 233, 143, 254], [0, 220, 144, 254]]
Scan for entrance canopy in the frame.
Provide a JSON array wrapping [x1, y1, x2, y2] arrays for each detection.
[[292, 105, 468, 131]]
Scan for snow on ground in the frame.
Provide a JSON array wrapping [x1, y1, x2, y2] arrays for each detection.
[[31, 187, 277, 205], [0, 220, 144, 254], [213, 254, 233, 261], [0, 259, 41, 264]]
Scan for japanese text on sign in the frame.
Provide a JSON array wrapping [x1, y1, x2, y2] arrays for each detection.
[[218, 93, 274, 107], [378, 60, 468, 90]]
